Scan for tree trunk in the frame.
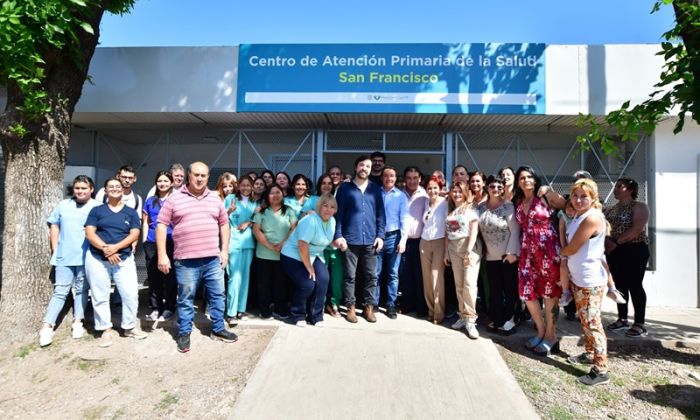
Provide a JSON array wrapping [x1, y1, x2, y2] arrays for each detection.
[[0, 4, 107, 343], [0, 114, 68, 343]]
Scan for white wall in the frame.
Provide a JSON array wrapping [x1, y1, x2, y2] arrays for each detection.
[[546, 44, 665, 115], [76, 47, 238, 112], [650, 119, 700, 307]]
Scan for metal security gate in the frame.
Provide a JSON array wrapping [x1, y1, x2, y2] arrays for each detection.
[[454, 131, 649, 205], [323, 130, 445, 177]]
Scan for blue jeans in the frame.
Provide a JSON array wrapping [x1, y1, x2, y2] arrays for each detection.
[[281, 255, 329, 323], [174, 257, 226, 335], [43, 265, 89, 326], [376, 231, 401, 307]]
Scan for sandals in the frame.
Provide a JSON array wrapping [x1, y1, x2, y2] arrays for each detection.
[[524, 335, 543, 350], [625, 323, 648, 337], [532, 339, 560, 356], [607, 319, 629, 331]]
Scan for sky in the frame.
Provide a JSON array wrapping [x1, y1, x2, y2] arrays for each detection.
[[99, 0, 676, 47]]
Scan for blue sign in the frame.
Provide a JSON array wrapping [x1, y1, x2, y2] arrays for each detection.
[[237, 43, 546, 114]]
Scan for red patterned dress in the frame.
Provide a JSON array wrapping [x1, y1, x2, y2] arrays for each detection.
[[515, 196, 562, 301]]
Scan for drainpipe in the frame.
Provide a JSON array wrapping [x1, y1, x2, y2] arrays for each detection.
[[697, 154, 700, 307]]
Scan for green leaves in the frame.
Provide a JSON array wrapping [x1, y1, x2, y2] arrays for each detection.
[[581, 0, 700, 155], [0, 0, 135, 125]]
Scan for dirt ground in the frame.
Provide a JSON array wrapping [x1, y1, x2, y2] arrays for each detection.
[[0, 319, 275, 420], [497, 340, 700, 420]]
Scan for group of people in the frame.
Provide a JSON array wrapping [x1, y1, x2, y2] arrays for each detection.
[[39, 153, 651, 385]]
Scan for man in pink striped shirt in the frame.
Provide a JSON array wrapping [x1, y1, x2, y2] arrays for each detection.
[[156, 161, 237, 353]]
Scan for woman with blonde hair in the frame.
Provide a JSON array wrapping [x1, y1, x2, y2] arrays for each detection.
[[561, 178, 612, 386], [281, 194, 338, 326], [444, 181, 481, 338], [215, 172, 237, 201]]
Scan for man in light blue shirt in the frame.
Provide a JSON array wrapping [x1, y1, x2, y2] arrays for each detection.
[[376, 166, 408, 319]]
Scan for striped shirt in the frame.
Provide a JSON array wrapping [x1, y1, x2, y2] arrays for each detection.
[[157, 185, 227, 260]]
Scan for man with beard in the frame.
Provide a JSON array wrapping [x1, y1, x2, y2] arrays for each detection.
[[334, 155, 386, 323], [369, 151, 386, 185]]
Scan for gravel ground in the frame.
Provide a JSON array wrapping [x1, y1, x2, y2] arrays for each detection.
[[0, 323, 276, 419], [496, 340, 700, 420]]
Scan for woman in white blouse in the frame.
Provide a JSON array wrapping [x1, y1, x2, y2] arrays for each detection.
[[419, 175, 449, 324]]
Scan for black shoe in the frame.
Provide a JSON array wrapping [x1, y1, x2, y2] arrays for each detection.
[[212, 329, 238, 343], [386, 305, 398, 319], [176, 334, 190, 353], [578, 369, 610, 386], [567, 352, 595, 366]]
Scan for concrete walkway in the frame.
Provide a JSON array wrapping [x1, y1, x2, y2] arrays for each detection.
[[228, 300, 700, 419], [230, 312, 539, 420]]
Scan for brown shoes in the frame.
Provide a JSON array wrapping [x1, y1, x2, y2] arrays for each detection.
[[346, 304, 358, 323], [325, 304, 341, 318], [363, 305, 377, 323]]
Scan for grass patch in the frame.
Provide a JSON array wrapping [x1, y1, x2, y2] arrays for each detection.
[[72, 357, 106, 372], [16, 343, 37, 358], [54, 352, 71, 363], [154, 391, 179, 411], [594, 388, 620, 406], [110, 408, 126, 419], [84, 405, 107, 420], [547, 405, 576, 420]]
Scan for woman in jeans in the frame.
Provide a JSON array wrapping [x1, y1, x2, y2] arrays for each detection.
[[39, 175, 100, 347], [85, 178, 146, 347], [604, 177, 651, 337], [253, 184, 298, 319], [281, 194, 337, 327], [142, 171, 176, 322], [478, 175, 520, 335]]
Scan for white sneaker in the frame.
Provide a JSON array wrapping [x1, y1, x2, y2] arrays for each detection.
[[295, 320, 307, 327], [124, 328, 148, 340], [451, 318, 467, 330], [314, 321, 327, 328], [501, 319, 516, 331], [99, 330, 113, 348], [39, 327, 54, 347], [560, 289, 573, 306], [146, 310, 159, 321], [465, 322, 480, 339], [607, 288, 626, 304], [71, 322, 85, 339]]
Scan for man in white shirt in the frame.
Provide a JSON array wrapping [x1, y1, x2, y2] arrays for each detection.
[[398, 166, 428, 317], [95, 165, 143, 219]]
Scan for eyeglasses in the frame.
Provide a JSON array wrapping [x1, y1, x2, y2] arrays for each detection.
[[106, 185, 122, 190], [488, 184, 504, 190]]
